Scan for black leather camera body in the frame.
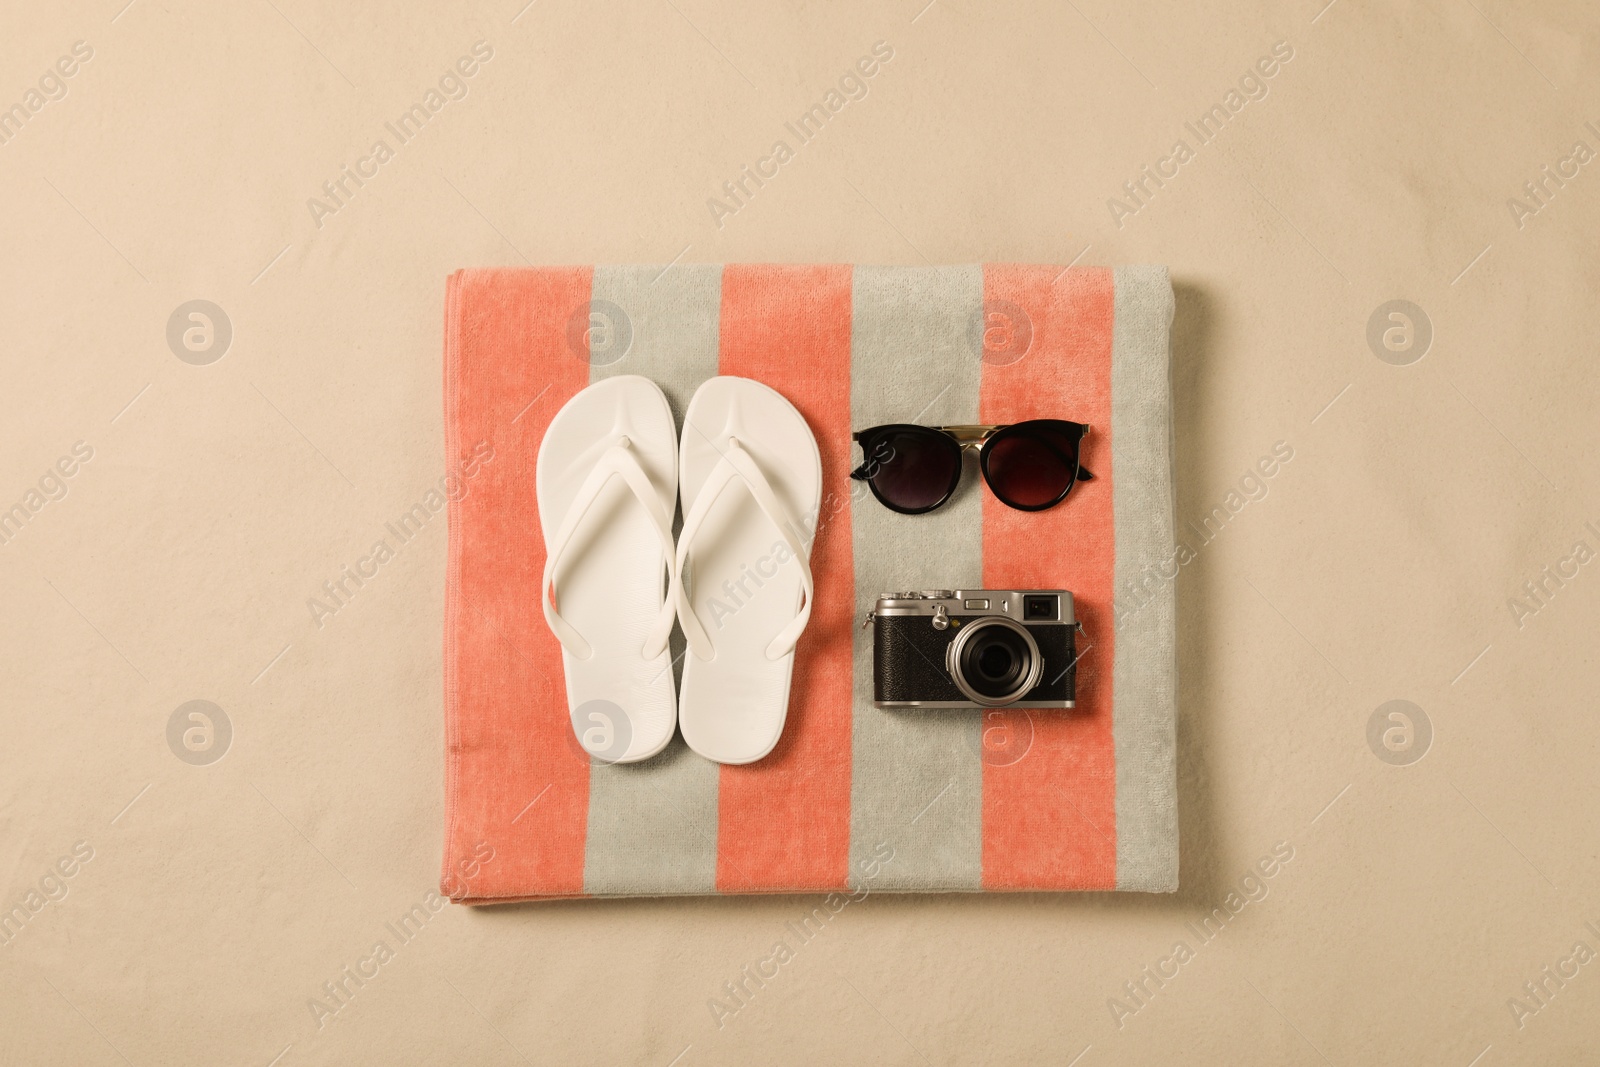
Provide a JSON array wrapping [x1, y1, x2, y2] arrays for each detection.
[[870, 590, 1079, 709]]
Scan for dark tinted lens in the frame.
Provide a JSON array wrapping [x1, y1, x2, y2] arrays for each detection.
[[959, 626, 1031, 699], [983, 424, 1078, 509], [867, 429, 960, 512]]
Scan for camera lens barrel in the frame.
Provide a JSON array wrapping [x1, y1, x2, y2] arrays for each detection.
[[945, 617, 1044, 707]]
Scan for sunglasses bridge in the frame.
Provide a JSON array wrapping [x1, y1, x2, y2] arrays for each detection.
[[937, 425, 1000, 447], [933, 424, 1090, 448]]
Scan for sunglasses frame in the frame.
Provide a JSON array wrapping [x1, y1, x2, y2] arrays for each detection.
[[850, 420, 1093, 515]]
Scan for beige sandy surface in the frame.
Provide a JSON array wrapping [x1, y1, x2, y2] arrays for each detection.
[[3, 0, 1599, 1063]]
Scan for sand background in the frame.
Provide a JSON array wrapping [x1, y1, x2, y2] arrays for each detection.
[[2, 0, 1598, 1063]]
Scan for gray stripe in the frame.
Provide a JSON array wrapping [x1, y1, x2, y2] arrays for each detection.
[[1109, 266, 1179, 892], [583, 264, 724, 896], [849, 265, 985, 890]]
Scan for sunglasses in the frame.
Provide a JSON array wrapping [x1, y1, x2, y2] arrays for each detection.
[[850, 421, 1094, 515]]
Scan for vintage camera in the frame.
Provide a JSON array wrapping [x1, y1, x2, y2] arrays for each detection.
[[869, 590, 1080, 709]]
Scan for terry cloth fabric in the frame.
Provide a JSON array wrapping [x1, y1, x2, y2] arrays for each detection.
[[441, 264, 1177, 902]]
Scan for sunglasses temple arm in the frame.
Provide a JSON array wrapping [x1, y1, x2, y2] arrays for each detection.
[[1077, 465, 1095, 481]]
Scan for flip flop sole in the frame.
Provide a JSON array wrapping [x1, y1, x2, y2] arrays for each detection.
[[536, 375, 678, 764], [677, 377, 822, 764]]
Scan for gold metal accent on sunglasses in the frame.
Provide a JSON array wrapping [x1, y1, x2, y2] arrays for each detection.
[[934, 424, 1091, 446]]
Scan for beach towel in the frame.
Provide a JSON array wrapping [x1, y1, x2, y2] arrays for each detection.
[[441, 263, 1177, 901]]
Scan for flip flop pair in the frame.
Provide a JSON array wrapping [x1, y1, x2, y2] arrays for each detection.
[[536, 375, 821, 765]]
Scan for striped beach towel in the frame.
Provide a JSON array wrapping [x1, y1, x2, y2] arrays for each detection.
[[441, 264, 1177, 901]]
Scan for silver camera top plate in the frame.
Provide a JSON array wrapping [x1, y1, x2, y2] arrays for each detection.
[[872, 589, 1077, 626]]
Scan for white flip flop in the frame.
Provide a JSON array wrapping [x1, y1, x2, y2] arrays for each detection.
[[536, 375, 679, 764], [674, 376, 822, 765]]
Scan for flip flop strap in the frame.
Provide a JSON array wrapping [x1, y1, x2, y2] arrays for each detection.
[[674, 438, 814, 662], [542, 440, 677, 661]]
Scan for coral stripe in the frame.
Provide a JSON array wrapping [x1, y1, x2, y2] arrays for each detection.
[[980, 266, 1118, 890], [443, 267, 593, 901], [713, 264, 855, 892]]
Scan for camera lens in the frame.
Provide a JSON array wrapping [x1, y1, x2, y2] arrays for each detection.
[[977, 642, 1015, 681], [948, 618, 1044, 706], [1023, 594, 1057, 620]]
